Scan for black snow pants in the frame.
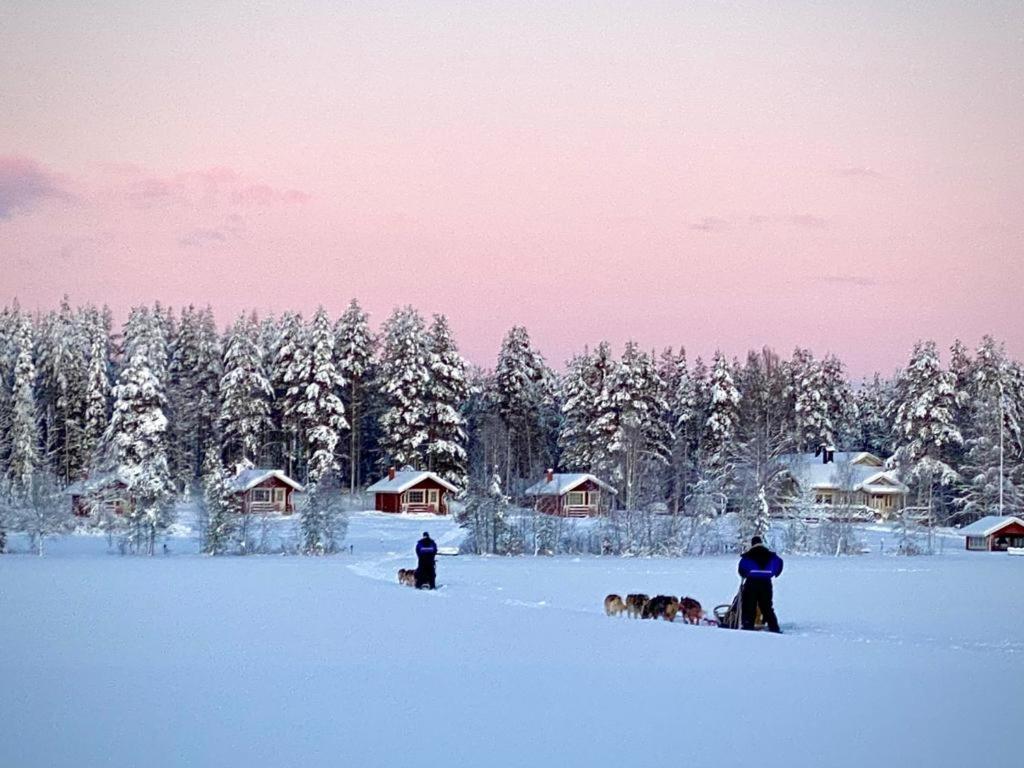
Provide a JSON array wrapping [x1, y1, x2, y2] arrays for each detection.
[[415, 558, 436, 589], [741, 579, 780, 633]]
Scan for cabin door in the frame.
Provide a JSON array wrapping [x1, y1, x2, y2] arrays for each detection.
[[428, 489, 439, 511]]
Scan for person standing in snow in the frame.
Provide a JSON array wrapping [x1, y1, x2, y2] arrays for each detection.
[[738, 535, 783, 633], [415, 531, 438, 589]]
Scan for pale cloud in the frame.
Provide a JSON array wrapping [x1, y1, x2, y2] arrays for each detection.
[[0, 156, 71, 220]]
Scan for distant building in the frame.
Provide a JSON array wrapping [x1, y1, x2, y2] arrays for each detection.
[[524, 469, 617, 517], [959, 516, 1024, 552], [230, 468, 303, 515], [778, 451, 908, 520], [366, 467, 456, 515], [65, 471, 133, 517]]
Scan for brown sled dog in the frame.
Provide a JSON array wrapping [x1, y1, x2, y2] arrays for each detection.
[[625, 593, 649, 619], [642, 595, 680, 621], [604, 594, 627, 617], [397, 568, 416, 587], [678, 596, 704, 625]]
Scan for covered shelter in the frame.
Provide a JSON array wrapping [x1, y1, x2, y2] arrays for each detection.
[[959, 516, 1024, 552], [524, 470, 617, 517], [230, 468, 303, 515]]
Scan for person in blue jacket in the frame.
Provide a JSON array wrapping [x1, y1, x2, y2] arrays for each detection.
[[738, 535, 783, 632], [415, 531, 438, 589]]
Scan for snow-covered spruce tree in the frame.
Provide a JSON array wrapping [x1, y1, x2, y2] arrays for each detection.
[[334, 299, 374, 494], [955, 336, 1023, 521], [853, 373, 892, 455], [791, 348, 832, 452], [200, 447, 240, 555], [100, 343, 174, 555], [36, 299, 89, 482], [557, 349, 598, 471], [81, 308, 112, 467], [271, 312, 307, 475], [889, 340, 963, 539], [732, 348, 792, 551], [664, 348, 700, 514], [560, 342, 616, 476], [457, 467, 514, 555], [378, 306, 431, 469], [219, 313, 273, 466], [425, 314, 469, 490], [821, 354, 857, 447], [6, 314, 40, 496], [300, 472, 349, 555], [293, 308, 348, 485], [0, 305, 18, 471], [493, 326, 557, 491], [702, 351, 741, 469], [594, 342, 671, 510]]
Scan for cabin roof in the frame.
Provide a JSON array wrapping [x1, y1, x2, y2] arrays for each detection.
[[958, 515, 1024, 537], [366, 470, 458, 494], [65, 470, 131, 496], [524, 473, 617, 497], [230, 468, 304, 493], [779, 452, 907, 493]]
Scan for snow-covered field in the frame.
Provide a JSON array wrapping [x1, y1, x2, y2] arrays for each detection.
[[2, 513, 1022, 768]]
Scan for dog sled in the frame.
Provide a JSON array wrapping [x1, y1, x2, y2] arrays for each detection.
[[713, 581, 766, 630]]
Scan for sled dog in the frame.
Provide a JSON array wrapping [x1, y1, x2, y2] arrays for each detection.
[[679, 596, 704, 625], [642, 595, 679, 621], [397, 568, 416, 587], [604, 594, 626, 617], [625, 593, 649, 619]]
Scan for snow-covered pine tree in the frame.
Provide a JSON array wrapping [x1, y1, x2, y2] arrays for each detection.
[[219, 313, 273, 465], [791, 348, 832, 452], [271, 312, 308, 475], [334, 299, 374, 494], [6, 314, 40, 496], [378, 306, 431, 470], [200, 447, 240, 555], [955, 336, 1023, 521], [299, 471, 349, 555], [664, 347, 700, 514], [853, 373, 892, 455], [424, 314, 469, 490], [0, 305, 18, 471], [81, 308, 112, 468], [889, 340, 963, 534], [493, 326, 556, 489], [100, 343, 174, 555], [703, 351, 741, 468], [293, 308, 348, 485], [557, 349, 598, 471]]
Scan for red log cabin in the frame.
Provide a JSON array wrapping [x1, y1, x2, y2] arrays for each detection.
[[230, 468, 303, 514], [66, 471, 133, 517], [524, 470, 617, 517], [959, 515, 1024, 551], [367, 468, 457, 515]]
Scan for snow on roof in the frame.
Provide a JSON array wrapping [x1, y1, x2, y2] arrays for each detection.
[[524, 473, 617, 497], [958, 516, 1024, 538], [366, 470, 458, 494], [65, 470, 131, 496], [779, 452, 906, 493], [230, 469, 304, 493]]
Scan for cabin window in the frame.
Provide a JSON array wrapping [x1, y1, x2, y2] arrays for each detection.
[[428, 489, 439, 505], [407, 490, 425, 504], [967, 536, 987, 550], [587, 491, 601, 507], [815, 494, 833, 505], [567, 491, 587, 506], [273, 488, 285, 503], [252, 489, 271, 503]]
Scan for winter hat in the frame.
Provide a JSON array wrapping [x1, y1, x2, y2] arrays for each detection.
[[751, 535, 763, 546], [423, 531, 430, 538]]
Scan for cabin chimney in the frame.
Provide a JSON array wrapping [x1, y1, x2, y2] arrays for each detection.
[[545, 468, 554, 483], [388, 466, 396, 481]]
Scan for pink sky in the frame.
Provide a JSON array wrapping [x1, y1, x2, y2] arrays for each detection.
[[1, 2, 1022, 376]]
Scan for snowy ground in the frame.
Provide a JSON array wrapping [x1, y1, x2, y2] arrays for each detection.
[[2, 513, 1022, 768]]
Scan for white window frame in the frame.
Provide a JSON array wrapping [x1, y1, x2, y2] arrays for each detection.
[[273, 488, 286, 503], [587, 491, 600, 507], [567, 491, 586, 506], [407, 489, 425, 504], [428, 489, 439, 505], [252, 489, 271, 503]]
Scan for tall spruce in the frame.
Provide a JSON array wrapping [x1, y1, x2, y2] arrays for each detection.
[[378, 306, 431, 469], [334, 299, 374, 493], [424, 314, 469, 490], [219, 313, 273, 465]]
